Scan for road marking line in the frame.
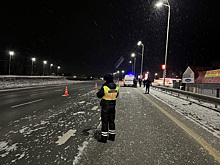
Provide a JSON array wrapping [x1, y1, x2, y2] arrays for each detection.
[[79, 88, 85, 91], [136, 89, 220, 163], [30, 92, 49, 96], [11, 99, 43, 108], [55, 89, 62, 91], [56, 129, 76, 145], [91, 106, 98, 110]]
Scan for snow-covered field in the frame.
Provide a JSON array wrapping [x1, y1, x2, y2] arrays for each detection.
[[0, 75, 80, 90], [148, 87, 220, 138]]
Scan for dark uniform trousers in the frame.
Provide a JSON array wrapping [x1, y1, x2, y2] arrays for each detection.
[[101, 105, 116, 136], [146, 85, 150, 93]]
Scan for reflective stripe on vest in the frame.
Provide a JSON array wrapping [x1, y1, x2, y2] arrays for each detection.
[[102, 86, 118, 100]]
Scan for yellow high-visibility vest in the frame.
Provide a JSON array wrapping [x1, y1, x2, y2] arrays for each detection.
[[102, 86, 119, 100]]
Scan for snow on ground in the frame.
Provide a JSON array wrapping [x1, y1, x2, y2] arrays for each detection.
[[0, 75, 82, 90], [148, 87, 220, 138]]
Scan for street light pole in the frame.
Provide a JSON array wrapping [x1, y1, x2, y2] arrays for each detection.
[[156, 0, 170, 86], [129, 61, 133, 73], [131, 53, 136, 78], [50, 64, 53, 75], [43, 61, 47, 76], [8, 51, 14, 75], [31, 58, 36, 76], [137, 41, 144, 79], [57, 66, 60, 76]]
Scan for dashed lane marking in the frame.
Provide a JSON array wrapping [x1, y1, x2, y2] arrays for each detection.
[[91, 106, 98, 110], [11, 99, 43, 108], [136, 89, 220, 164], [56, 129, 76, 145], [55, 89, 62, 91], [30, 92, 49, 96]]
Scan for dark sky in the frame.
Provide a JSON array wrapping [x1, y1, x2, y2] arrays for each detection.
[[0, 0, 219, 77]]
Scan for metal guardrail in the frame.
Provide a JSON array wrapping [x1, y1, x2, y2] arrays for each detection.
[[152, 85, 220, 108]]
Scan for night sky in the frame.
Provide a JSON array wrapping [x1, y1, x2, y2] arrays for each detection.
[[0, 0, 219, 78]]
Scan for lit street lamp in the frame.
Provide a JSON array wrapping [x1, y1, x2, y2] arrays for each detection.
[[50, 64, 53, 75], [31, 58, 36, 76], [121, 70, 125, 80], [117, 71, 120, 86], [129, 61, 133, 73], [43, 60, 47, 76], [8, 51, 15, 75], [57, 66, 60, 76], [156, 0, 170, 86], [131, 53, 136, 77], [137, 41, 144, 79], [155, 73, 158, 79]]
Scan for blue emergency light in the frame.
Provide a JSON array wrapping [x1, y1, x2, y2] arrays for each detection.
[[126, 72, 134, 77]]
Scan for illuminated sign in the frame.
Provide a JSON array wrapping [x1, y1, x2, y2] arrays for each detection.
[[161, 64, 165, 70], [185, 79, 191, 82], [183, 78, 194, 83], [205, 70, 220, 77]]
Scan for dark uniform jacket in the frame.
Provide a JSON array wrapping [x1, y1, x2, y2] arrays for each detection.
[[97, 82, 119, 107]]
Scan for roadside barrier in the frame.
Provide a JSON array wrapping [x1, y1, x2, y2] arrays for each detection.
[[152, 86, 220, 109]]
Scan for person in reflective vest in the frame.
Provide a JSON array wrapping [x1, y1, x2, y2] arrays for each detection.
[[97, 73, 119, 143]]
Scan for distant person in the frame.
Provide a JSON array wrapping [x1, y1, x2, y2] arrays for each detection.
[[133, 78, 137, 88], [143, 79, 146, 87], [145, 78, 151, 94], [96, 73, 119, 143], [138, 78, 142, 87]]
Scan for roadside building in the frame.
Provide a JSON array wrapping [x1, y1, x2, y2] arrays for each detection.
[[182, 66, 220, 97]]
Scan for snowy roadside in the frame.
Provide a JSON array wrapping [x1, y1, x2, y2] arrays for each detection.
[[0, 76, 84, 90], [147, 87, 220, 138]]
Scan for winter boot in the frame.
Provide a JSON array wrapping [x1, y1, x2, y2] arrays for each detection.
[[108, 134, 115, 141], [98, 135, 107, 143]]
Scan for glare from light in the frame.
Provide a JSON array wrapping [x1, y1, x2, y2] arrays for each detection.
[[9, 51, 15, 56], [50, 63, 53, 66], [131, 53, 135, 57], [58, 66, 60, 69], [129, 61, 132, 63], [156, 2, 163, 7], [122, 70, 124, 73], [117, 71, 119, 73], [43, 60, 47, 64], [32, 58, 36, 62], [137, 41, 142, 46]]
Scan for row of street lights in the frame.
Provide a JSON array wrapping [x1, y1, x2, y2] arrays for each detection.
[[8, 51, 61, 76], [130, 41, 144, 79], [130, 1, 170, 86], [31, 58, 61, 76]]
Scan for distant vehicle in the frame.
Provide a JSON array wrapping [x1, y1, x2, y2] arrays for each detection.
[[153, 78, 182, 87], [123, 73, 134, 86]]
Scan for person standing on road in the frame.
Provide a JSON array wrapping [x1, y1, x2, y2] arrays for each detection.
[[145, 78, 151, 94], [138, 78, 142, 87], [133, 78, 137, 88], [97, 73, 119, 143]]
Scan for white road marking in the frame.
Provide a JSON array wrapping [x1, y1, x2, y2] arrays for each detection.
[[30, 92, 49, 96], [91, 106, 98, 110], [56, 129, 76, 145], [55, 89, 62, 91], [11, 99, 43, 108], [79, 88, 85, 91]]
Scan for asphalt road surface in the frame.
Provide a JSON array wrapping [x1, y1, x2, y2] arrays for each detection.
[[1, 81, 220, 164], [0, 81, 102, 164]]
